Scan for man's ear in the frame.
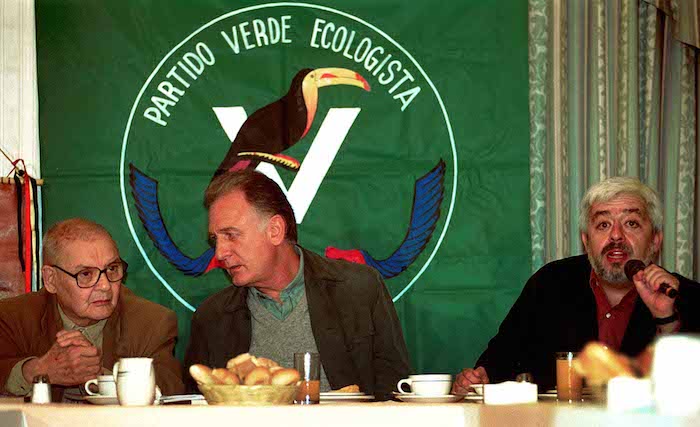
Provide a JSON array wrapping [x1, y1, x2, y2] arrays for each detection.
[[267, 214, 286, 245], [42, 265, 58, 294], [580, 231, 589, 253], [652, 230, 663, 255]]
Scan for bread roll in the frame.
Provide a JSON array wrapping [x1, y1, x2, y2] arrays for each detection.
[[226, 352, 250, 370], [189, 364, 223, 385], [573, 342, 636, 386], [255, 357, 280, 368], [227, 353, 257, 378], [270, 368, 301, 386], [244, 366, 271, 385], [195, 354, 291, 387], [226, 364, 240, 377], [335, 384, 360, 393], [211, 368, 241, 385]]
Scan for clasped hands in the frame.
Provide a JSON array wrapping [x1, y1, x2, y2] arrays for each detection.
[[23, 330, 102, 386]]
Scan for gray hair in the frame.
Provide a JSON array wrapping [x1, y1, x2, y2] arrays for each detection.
[[43, 218, 116, 265], [579, 176, 662, 233], [204, 170, 298, 243]]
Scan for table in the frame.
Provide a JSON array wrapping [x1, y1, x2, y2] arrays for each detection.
[[1, 399, 699, 427]]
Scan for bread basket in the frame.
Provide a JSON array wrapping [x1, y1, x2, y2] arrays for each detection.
[[197, 383, 298, 405]]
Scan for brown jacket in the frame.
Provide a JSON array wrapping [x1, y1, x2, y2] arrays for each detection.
[[0, 286, 184, 397]]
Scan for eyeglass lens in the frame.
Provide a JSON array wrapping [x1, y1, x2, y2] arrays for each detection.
[[76, 262, 124, 287]]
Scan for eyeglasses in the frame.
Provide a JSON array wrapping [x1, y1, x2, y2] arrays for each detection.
[[50, 260, 128, 288]]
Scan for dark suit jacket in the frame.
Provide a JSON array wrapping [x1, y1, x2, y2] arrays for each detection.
[[0, 287, 184, 397], [476, 255, 700, 390], [184, 247, 411, 400]]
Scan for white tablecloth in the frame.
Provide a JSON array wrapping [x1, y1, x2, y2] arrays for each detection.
[[1, 399, 699, 427]]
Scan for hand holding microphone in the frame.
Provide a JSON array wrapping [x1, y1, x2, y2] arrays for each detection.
[[623, 259, 678, 299]]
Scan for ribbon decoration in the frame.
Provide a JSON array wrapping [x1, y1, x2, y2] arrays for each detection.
[[13, 165, 40, 294]]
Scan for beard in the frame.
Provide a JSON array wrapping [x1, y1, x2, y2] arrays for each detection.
[[587, 241, 657, 285]]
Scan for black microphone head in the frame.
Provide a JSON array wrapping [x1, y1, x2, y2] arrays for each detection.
[[624, 259, 646, 281]]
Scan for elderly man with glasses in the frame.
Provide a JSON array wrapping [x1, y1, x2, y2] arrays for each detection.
[[0, 218, 184, 399]]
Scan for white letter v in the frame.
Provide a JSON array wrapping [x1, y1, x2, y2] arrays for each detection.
[[212, 106, 361, 223]]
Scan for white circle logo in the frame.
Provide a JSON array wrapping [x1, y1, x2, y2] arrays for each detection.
[[120, 3, 457, 311]]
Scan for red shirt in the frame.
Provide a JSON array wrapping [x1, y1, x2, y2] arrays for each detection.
[[589, 271, 638, 351]]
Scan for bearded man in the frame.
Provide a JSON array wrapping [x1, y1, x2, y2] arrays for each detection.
[[452, 177, 700, 393]]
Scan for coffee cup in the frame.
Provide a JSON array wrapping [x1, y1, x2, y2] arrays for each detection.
[[397, 374, 452, 396], [113, 357, 156, 406], [85, 375, 116, 396]]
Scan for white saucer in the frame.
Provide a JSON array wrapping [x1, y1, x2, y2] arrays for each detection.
[[85, 395, 119, 405], [462, 393, 484, 402], [320, 392, 366, 397], [321, 393, 375, 403], [393, 393, 465, 404]]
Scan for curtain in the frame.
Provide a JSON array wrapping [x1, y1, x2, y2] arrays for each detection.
[[0, 0, 41, 178], [529, 0, 699, 280]]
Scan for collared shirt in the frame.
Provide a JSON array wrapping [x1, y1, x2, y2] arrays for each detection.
[[57, 304, 107, 349], [248, 246, 305, 320], [4, 303, 107, 396], [589, 271, 638, 350]]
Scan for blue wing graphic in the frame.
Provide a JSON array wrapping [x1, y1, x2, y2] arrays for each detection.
[[362, 159, 446, 278], [129, 163, 215, 276]]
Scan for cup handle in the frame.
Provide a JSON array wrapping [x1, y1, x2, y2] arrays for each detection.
[[85, 378, 99, 396], [151, 365, 157, 405], [470, 384, 484, 396], [397, 379, 412, 394], [112, 362, 119, 384]]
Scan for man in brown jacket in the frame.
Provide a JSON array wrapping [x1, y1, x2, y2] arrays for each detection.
[[0, 218, 184, 399]]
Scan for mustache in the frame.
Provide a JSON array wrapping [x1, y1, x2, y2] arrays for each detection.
[[600, 242, 632, 256], [90, 293, 112, 302]]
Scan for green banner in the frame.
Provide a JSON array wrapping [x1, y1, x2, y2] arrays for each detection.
[[37, 0, 530, 375]]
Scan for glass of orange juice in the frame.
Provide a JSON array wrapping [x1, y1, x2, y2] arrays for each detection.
[[556, 351, 583, 402], [294, 352, 320, 404]]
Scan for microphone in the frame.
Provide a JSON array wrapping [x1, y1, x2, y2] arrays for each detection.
[[623, 259, 678, 299]]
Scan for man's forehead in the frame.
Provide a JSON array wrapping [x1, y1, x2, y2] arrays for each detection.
[[61, 237, 119, 263], [209, 190, 264, 231], [589, 195, 648, 218], [210, 190, 248, 214]]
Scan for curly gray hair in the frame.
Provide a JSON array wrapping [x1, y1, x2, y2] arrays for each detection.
[[579, 176, 662, 233]]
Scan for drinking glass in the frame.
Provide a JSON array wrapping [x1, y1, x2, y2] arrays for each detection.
[[294, 352, 320, 404], [556, 351, 583, 402]]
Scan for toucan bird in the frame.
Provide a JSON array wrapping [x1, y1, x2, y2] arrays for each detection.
[[212, 67, 370, 180], [129, 67, 445, 285]]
